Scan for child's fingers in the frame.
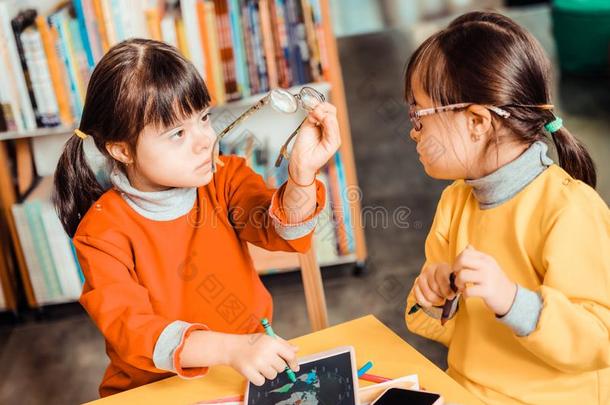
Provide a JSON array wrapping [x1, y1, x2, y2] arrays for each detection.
[[463, 284, 486, 299], [276, 341, 298, 365], [286, 356, 300, 373], [271, 356, 288, 373], [260, 365, 279, 381], [434, 267, 455, 298], [453, 252, 486, 273], [308, 103, 338, 127], [454, 269, 481, 291], [422, 271, 445, 300], [413, 283, 433, 308], [418, 276, 444, 306], [245, 367, 266, 386]]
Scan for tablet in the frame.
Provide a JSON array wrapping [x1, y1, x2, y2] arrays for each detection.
[[244, 346, 359, 405]]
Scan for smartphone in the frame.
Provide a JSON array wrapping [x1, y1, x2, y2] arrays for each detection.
[[371, 388, 444, 405]]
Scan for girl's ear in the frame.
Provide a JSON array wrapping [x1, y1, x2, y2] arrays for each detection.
[[106, 141, 133, 165], [465, 105, 493, 141]]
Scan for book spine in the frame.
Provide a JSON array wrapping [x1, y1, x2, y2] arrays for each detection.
[[108, 0, 126, 41], [66, 16, 90, 103], [214, 0, 239, 100], [36, 15, 74, 126], [72, 0, 96, 68], [251, 1, 268, 92], [242, 0, 260, 95], [81, 0, 104, 63], [228, 0, 250, 97], [49, 13, 83, 120], [160, 12, 178, 48], [181, 0, 207, 79], [20, 28, 61, 127], [258, 0, 278, 89], [273, 0, 292, 87], [11, 204, 50, 304], [0, 35, 21, 131], [204, 1, 226, 104], [300, 0, 322, 82], [99, 0, 117, 46], [40, 202, 82, 300], [1, 6, 37, 130]]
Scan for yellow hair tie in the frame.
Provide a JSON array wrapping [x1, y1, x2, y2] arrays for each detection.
[[74, 129, 88, 139]]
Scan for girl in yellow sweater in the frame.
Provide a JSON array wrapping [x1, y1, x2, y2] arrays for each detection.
[[404, 12, 610, 404]]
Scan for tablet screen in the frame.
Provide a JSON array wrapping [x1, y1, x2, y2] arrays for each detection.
[[245, 349, 357, 405]]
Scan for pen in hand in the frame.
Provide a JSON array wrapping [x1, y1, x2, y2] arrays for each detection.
[[408, 272, 459, 323], [261, 318, 297, 383], [440, 273, 459, 326]]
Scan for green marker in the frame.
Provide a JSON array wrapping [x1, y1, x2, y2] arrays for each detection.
[[408, 303, 421, 315], [261, 318, 297, 383]]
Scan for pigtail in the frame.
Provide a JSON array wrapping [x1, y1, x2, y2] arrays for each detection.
[[549, 126, 597, 188], [52, 131, 104, 237]]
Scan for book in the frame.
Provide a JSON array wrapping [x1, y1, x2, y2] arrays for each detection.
[[11, 203, 51, 304], [24, 199, 65, 303], [144, 1, 163, 41], [214, 0, 240, 100], [228, 0, 251, 97], [0, 37, 20, 132], [20, 27, 62, 128], [40, 202, 83, 300], [271, 0, 292, 87], [0, 2, 36, 131], [326, 153, 350, 255], [72, 0, 96, 68], [313, 172, 339, 265], [181, 0, 207, 79], [11, 177, 84, 305], [160, 8, 178, 48], [258, 0, 278, 88], [83, 0, 106, 60], [49, 8, 84, 118], [35, 15, 74, 126], [99, 0, 117, 46], [250, 1, 269, 92], [11, 9, 47, 128], [196, 0, 225, 104]]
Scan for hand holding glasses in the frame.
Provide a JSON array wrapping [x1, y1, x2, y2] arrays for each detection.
[[211, 86, 326, 172]]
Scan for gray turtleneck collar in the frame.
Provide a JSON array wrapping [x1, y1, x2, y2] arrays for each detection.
[[465, 141, 553, 209], [109, 168, 197, 221]]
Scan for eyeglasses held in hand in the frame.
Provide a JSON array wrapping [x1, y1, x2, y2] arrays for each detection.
[[211, 87, 325, 172]]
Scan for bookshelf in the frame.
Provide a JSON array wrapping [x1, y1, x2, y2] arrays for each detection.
[[0, 0, 367, 330]]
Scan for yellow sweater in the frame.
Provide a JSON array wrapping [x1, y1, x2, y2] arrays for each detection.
[[405, 164, 610, 404]]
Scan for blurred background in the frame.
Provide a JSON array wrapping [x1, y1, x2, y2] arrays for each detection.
[[0, 0, 608, 403]]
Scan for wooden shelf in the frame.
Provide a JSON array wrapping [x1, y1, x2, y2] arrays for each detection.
[[0, 124, 77, 142]]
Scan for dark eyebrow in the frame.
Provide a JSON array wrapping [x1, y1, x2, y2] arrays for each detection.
[[160, 108, 210, 136]]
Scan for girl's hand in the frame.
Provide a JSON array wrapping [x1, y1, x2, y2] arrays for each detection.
[[226, 333, 300, 386], [413, 262, 456, 308], [453, 245, 517, 316], [289, 102, 341, 184]]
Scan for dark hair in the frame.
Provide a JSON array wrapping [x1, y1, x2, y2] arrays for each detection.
[[53, 38, 211, 237], [404, 11, 596, 187]]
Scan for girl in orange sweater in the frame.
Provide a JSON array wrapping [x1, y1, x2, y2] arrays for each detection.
[[53, 39, 340, 397]]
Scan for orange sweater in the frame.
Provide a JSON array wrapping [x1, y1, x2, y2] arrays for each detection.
[[73, 155, 325, 397]]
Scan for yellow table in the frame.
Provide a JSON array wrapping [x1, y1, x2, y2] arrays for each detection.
[[86, 315, 483, 405]]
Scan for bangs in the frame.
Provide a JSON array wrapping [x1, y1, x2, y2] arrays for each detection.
[[112, 43, 211, 139], [404, 32, 458, 107], [142, 51, 211, 130]]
